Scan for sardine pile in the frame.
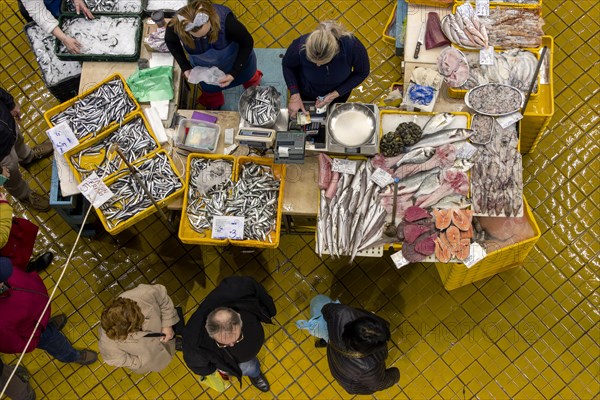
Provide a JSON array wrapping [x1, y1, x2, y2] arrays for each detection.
[[25, 24, 81, 86], [471, 123, 523, 217], [65, 0, 142, 13], [59, 17, 140, 56], [467, 84, 522, 115], [460, 49, 539, 92], [186, 160, 281, 242], [239, 86, 280, 127], [482, 7, 544, 48], [317, 160, 387, 262], [50, 78, 136, 140], [99, 152, 182, 228], [69, 116, 159, 180]]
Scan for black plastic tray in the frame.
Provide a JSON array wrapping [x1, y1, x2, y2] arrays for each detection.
[[54, 15, 143, 62]]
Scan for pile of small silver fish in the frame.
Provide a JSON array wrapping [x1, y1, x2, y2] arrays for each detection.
[[460, 49, 539, 92], [65, 0, 142, 13], [25, 24, 81, 86], [59, 17, 140, 55], [186, 161, 280, 242], [186, 159, 234, 233], [69, 116, 158, 180], [99, 153, 182, 228], [317, 160, 387, 262], [239, 86, 280, 127], [467, 84, 522, 115], [481, 7, 544, 48], [441, 4, 488, 49], [50, 78, 136, 140], [471, 122, 523, 217]]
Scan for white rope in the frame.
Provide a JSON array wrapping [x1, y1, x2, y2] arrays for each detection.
[[1, 150, 118, 398]]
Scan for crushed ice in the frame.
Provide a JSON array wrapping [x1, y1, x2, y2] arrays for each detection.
[[59, 16, 140, 56]]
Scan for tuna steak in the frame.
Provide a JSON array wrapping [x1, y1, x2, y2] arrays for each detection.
[[404, 206, 432, 222], [404, 224, 431, 244]]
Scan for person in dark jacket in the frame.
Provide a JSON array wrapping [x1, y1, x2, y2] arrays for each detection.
[[1, 88, 53, 211], [165, 0, 262, 110], [183, 276, 276, 392], [282, 20, 370, 117], [322, 303, 399, 395], [0, 357, 35, 400]]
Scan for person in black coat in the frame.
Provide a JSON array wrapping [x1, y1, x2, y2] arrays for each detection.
[[322, 303, 400, 395], [183, 276, 276, 392]]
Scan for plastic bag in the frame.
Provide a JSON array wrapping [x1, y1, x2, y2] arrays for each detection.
[[199, 372, 228, 393], [402, 67, 443, 112], [295, 295, 339, 342], [188, 66, 226, 85], [126, 66, 173, 102], [144, 27, 169, 53]]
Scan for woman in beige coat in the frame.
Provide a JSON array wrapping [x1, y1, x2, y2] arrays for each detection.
[[98, 284, 180, 374]]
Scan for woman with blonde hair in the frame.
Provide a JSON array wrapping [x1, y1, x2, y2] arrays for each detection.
[[98, 284, 182, 374], [282, 21, 370, 117], [165, 0, 261, 109]]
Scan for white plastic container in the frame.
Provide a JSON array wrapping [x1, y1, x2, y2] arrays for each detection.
[[176, 119, 220, 153]]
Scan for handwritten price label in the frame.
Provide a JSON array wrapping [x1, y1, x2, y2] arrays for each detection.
[[370, 168, 394, 188], [212, 216, 245, 240], [77, 172, 114, 208], [331, 158, 357, 175], [476, 0, 490, 17], [46, 121, 79, 155], [480, 46, 495, 66]]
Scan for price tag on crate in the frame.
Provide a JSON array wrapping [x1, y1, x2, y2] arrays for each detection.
[[496, 112, 523, 129], [212, 216, 245, 240], [370, 168, 394, 188], [391, 251, 411, 269], [463, 242, 487, 268], [46, 121, 79, 155], [479, 46, 495, 66], [78, 172, 114, 208], [332, 158, 358, 175], [476, 0, 489, 17]]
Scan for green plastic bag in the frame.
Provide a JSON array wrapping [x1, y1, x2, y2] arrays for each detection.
[[126, 66, 174, 102], [199, 372, 228, 393]]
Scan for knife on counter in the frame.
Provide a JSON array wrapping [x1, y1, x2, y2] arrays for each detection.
[[414, 23, 426, 59]]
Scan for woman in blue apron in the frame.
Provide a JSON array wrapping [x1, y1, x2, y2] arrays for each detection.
[[165, 0, 262, 109], [18, 0, 94, 54]]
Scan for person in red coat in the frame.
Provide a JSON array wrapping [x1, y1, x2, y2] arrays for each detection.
[[0, 257, 97, 365]]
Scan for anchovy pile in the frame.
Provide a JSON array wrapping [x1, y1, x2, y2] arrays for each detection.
[[70, 116, 158, 180], [240, 86, 280, 127], [186, 161, 281, 242], [65, 0, 142, 13], [58, 17, 140, 56], [99, 153, 182, 228], [317, 160, 388, 262], [25, 24, 81, 86], [50, 78, 136, 140]]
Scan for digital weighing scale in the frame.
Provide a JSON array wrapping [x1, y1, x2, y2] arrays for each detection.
[[325, 103, 380, 155], [235, 109, 289, 148]]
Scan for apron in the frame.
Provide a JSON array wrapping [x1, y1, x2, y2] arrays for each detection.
[[45, 0, 61, 17], [186, 39, 239, 73]]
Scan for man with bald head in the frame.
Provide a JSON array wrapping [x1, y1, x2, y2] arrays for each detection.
[[183, 276, 276, 392]]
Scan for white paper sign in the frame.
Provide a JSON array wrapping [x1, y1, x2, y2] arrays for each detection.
[[46, 122, 79, 155], [224, 128, 235, 145], [77, 172, 114, 208], [463, 242, 487, 268], [391, 251, 411, 269], [212, 216, 245, 240], [496, 112, 523, 129], [457, 3, 474, 17], [480, 46, 495, 66], [370, 168, 394, 188], [456, 142, 478, 159], [476, 0, 490, 16], [332, 158, 357, 175]]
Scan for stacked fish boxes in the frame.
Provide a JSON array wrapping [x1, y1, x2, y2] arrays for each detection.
[[44, 73, 184, 234]]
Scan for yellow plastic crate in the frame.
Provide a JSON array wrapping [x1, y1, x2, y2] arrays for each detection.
[[97, 150, 184, 235], [520, 35, 554, 154], [230, 156, 286, 249], [435, 197, 541, 290], [178, 153, 236, 246], [43, 73, 140, 146], [64, 111, 161, 184], [408, 0, 453, 6], [382, 6, 397, 45], [379, 110, 472, 136]]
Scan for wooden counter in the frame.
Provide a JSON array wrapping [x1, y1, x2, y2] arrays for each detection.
[[167, 110, 319, 216]]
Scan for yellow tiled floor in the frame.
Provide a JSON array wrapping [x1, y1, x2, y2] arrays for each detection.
[[1, 0, 599, 399]]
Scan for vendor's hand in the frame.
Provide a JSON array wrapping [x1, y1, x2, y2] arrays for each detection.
[[62, 36, 82, 54], [288, 93, 306, 118], [315, 91, 339, 108], [160, 326, 175, 343], [218, 74, 234, 88], [74, 0, 94, 19], [184, 70, 191, 81], [10, 104, 21, 121]]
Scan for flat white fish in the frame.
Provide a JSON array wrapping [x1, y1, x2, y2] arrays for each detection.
[[422, 113, 456, 136], [405, 129, 474, 151]]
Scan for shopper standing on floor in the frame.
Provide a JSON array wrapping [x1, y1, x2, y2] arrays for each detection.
[[98, 284, 183, 374], [183, 276, 276, 392], [0, 357, 35, 400], [0, 88, 53, 211]]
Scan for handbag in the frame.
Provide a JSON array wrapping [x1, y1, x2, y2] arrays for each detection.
[[0, 217, 39, 271]]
